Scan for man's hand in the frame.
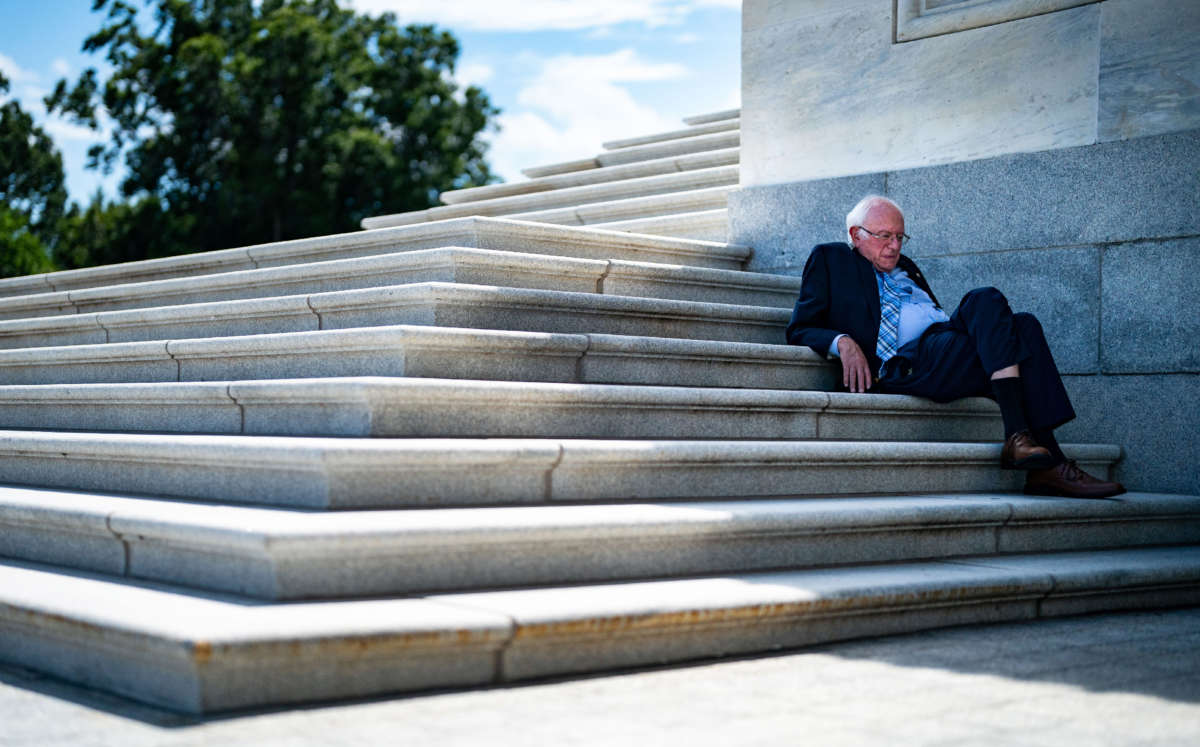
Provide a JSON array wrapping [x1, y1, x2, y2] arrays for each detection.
[[837, 336, 873, 393]]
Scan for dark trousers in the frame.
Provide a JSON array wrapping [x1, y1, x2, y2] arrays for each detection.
[[877, 287, 1076, 431]]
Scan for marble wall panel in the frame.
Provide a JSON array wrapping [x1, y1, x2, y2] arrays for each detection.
[[742, 0, 813, 33], [730, 174, 885, 275], [1099, 0, 1200, 142], [742, 0, 1099, 187], [1059, 373, 1200, 494], [890, 130, 1200, 257], [896, 0, 1099, 42], [731, 130, 1200, 269], [1100, 237, 1200, 374]]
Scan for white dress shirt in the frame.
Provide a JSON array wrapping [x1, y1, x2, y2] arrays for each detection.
[[829, 266, 948, 359]]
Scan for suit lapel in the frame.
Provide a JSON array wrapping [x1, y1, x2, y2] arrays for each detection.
[[898, 255, 941, 309], [852, 248, 881, 332]]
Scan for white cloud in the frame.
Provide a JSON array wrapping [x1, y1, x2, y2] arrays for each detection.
[[51, 58, 71, 77], [456, 62, 494, 87], [674, 32, 702, 44], [42, 117, 103, 144], [348, 0, 728, 31], [0, 52, 39, 86], [17, 84, 47, 102], [0, 53, 107, 144], [0, 55, 51, 114], [486, 49, 687, 181]]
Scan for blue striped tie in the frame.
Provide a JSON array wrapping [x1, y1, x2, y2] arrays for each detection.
[[876, 270, 904, 376]]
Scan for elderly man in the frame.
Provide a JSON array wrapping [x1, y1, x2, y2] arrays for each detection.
[[786, 195, 1123, 498]]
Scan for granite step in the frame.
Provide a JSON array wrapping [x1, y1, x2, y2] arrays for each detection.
[[601, 118, 739, 150], [0, 431, 1120, 509], [0, 282, 790, 350], [0, 217, 751, 299], [596, 208, 731, 242], [522, 130, 740, 178], [439, 147, 739, 205], [522, 157, 600, 179], [2, 545, 1196, 712], [0, 327, 833, 388], [595, 130, 741, 168], [0, 379, 999, 440], [4, 487, 1196, 601], [503, 185, 731, 227], [683, 108, 741, 125], [0, 247, 801, 321], [361, 165, 738, 230]]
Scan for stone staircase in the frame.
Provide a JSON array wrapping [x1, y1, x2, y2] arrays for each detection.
[[2, 110, 1200, 715], [361, 108, 740, 240]]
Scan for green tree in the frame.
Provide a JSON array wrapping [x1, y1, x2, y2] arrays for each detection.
[[0, 206, 56, 277], [0, 71, 65, 277], [49, 0, 498, 261], [55, 192, 194, 270]]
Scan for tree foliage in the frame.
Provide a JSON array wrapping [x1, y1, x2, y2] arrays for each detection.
[[0, 72, 65, 277], [55, 193, 191, 270], [48, 0, 499, 262]]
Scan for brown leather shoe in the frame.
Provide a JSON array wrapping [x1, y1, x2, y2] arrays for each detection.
[[1024, 460, 1126, 499], [1001, 430, 1055, 469]]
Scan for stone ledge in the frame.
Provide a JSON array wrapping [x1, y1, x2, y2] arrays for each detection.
[[0, 432, 1120, 509], [0, 217, 752, 301], [0, 379, 998, 440], [0, 247, 800, 321], [441, 546, 1200, 681], [441, 147, 738, 205], [521, 157, 600, 179], [307, 282, 789, 343], [505, 186, 732, 227], [0, 295, 320, 350], [2, 489, 1195, 601], [683, 109, 740, 126], [0, 326, 831, 389], [517, 130, 739, 179], [364, 165, 738, 230], [600, 253, 794, 305], [602, 118, 739, 150], [0, 281, 791, 350], [3, 545, 1193, 712], [0, 559, 511, 713], [596, 208, 730, 242], [595, 131, 741, 168]]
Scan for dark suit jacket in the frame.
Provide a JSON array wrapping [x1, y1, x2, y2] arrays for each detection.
[[785, 242, 941, 377]]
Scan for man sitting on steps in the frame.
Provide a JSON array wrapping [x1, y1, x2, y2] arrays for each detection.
[[785, 194, 1124, 499]]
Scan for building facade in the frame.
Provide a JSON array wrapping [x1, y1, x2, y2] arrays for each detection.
[[732, 0, 1200, 494]]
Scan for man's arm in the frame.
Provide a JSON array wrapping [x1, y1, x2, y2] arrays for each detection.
[[786, 244, 873, 393], [785, 244, 841, 354]]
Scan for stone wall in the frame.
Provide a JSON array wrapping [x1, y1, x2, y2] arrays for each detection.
[[741, 0, 1200, 188], [730, 132, 1200, 493], [733, 0, 1200, 493]]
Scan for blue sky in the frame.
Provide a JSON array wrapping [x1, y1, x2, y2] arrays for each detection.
[[0, 0, 741, 206]]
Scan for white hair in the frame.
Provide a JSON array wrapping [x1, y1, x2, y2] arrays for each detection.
[[845, 195, 903, 244]]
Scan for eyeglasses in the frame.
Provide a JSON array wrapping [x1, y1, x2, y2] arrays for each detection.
[[857, 227, 912, 245]]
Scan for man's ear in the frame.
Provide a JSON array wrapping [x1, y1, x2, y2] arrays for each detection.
[[848, 226, 858, 245]]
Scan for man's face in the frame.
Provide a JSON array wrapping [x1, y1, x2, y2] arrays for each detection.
[[852, 203, 905, 273]]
